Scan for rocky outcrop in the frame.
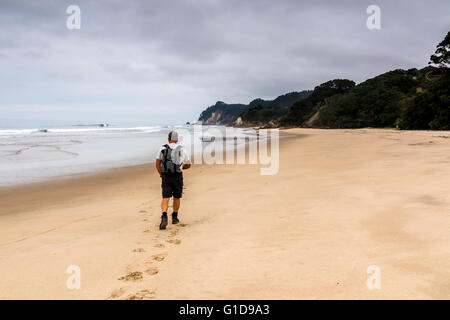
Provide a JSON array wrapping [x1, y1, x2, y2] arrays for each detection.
[[202, 111, 222, 125], [233, 117, 243, 126], [198, 91, 313, 126], [198, 101, 248, 125]]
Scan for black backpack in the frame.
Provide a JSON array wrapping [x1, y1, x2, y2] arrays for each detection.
[[161, 144, 182, 173]]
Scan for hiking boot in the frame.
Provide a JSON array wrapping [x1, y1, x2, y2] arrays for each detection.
[[159, 213, 168, 230], [172, 212, 179, 225]]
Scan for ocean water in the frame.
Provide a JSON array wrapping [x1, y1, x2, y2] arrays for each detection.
[[0, 121, 255, 187]]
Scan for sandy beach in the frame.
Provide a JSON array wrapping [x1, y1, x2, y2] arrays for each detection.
[[0, 128, 449, 300]]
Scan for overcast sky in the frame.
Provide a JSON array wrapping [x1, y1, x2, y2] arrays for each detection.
[[0, 0, 449, 125]]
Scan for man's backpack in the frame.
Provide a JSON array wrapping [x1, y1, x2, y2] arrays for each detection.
[[161, 144, 182, 173]]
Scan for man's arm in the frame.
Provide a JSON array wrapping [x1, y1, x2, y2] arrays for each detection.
[[182, 163, 191, 170], [182, 148, 191, 170], [156, 159, 163, 176]]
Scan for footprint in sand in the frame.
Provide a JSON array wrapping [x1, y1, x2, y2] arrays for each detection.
[[118, 271, 143, 282], [126, 289, 155, 300], [152, 253, 167, 262], [132, 248, 146, 253], [139, 210, 147, 213], [145, 267, 159, 275], [169, 229, 179, 237], [179, 223, 187, 227], [108, 286, 130, 299], [167, 239, 181, 245], [154, 243, 165, 248], [143, 229, 151, 233]]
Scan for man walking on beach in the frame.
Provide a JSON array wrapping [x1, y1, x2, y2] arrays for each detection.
[[156, 131, 191, 230]]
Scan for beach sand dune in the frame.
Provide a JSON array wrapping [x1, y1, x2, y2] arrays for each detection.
[[0, 128, 449, 299]]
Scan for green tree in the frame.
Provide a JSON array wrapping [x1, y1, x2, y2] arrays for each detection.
[[399, 73, 450, 130], [429, 30, 450, 69], [280, 79, 355, 126]]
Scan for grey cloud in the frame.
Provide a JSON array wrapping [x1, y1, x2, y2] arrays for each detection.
[[0, 0, 449, 123]]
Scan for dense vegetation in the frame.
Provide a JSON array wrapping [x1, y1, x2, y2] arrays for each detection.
[[398, 72, 449, 130], [198, 91, 312, 125], [240, 105, 289, 125], [247, 91, 312, 109], [282, 67, 448, 130], [401, 30, 450, 130], [311, 31, 449, 130], [240, 91, 312, 125], [312, 69, 422, 128], [280, 79, 355, 126], [198, 30, 450, 130]]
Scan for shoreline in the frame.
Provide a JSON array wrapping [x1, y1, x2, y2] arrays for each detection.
[[0, 127, 299, 192], [0, 125, 269, 189], [0, 128, 449, 299], [2, 127, 447, 191]]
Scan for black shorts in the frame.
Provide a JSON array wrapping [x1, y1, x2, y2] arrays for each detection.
[[161, 173, 183, 199]]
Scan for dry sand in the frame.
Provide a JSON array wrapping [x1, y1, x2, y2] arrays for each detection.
[[0, 128, 449, 299]]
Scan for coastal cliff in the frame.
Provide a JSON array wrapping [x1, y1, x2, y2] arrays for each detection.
[[198, 68, 449, 130], [197, 91, 312, 126], [198, 101, 248, 125], [197, 30, 449, 130]]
